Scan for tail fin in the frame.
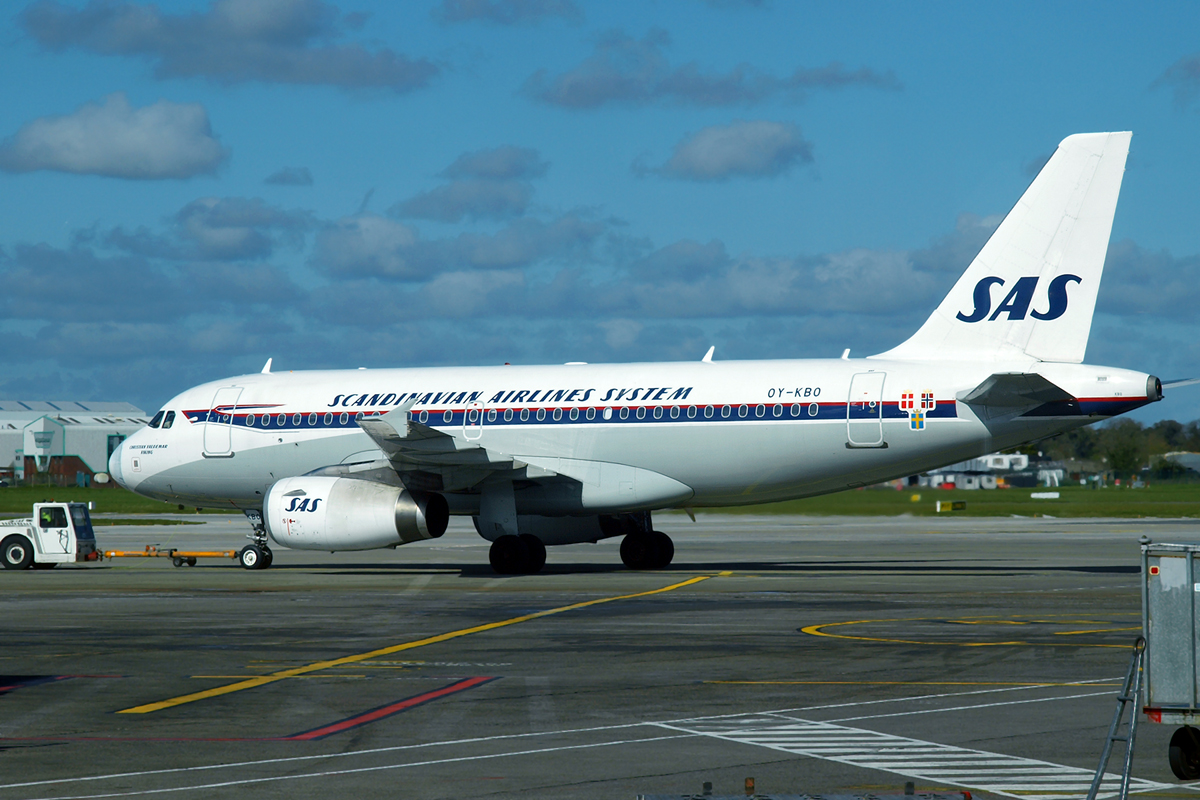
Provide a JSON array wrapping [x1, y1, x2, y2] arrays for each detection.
[[876, 131, 1131, 363]]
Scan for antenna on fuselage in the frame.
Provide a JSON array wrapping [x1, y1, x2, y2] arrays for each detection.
[[261, 358, 273, 374]]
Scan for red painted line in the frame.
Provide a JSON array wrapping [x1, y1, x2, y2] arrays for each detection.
[[0, 675, 72, 696], [282, 676, 497, 741]]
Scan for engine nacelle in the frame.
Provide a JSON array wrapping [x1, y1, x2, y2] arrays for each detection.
[[265, 477, 448, 551]]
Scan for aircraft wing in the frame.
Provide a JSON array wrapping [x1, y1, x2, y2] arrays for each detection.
[[959, 373, 1077, 420], [355, 407, 557, 492]]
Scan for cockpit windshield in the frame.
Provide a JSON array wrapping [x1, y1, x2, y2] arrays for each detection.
[[148, 411, 165, 429], [162, 411, 176, 429]]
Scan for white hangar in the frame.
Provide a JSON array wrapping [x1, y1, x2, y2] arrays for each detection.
[[0, 401, 150, 486]]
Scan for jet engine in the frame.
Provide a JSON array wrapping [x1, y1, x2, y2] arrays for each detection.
[[264, 476, 448, 551]]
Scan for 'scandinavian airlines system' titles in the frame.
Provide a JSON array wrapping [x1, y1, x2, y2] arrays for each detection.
[[102, 132, 1171, 575]]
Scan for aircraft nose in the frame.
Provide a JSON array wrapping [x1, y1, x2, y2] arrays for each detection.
[[108, 440, 126, 489]]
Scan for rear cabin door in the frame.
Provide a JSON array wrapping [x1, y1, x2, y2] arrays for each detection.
[[204, 386, 243, 456], [847, 372, 887, 448]]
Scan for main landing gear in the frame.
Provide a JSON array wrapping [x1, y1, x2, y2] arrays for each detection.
[[489, 534, 547, 575], [620, 530, 674, 570], [240, 509, 274, 571], [1170, 726, 1200, 780]]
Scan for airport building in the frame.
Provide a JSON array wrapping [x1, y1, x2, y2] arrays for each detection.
[[0, 401, 151, 486]]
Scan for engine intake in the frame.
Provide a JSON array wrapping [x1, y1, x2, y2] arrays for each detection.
[[265, 477, 448, 551]]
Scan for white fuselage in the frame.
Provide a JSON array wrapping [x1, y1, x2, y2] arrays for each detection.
[[110, 356, 1154, 514]]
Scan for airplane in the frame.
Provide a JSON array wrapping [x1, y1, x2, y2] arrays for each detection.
[[104, 131, 1169, 575]]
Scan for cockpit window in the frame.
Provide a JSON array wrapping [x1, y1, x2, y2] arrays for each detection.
[[148, 411, 165, 429], [162, 411, 176, 429]]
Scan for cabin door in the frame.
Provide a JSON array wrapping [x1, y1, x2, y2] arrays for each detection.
[[846, 372, 886, 448]]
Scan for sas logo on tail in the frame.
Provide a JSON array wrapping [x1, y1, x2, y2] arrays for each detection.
[[285, 497, 322, 512], [956, 274, 1081, 323]]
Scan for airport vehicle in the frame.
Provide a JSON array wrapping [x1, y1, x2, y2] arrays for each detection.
[[109, 132, 1169, 574], [0, 502, 99, 569], [0, 502, 246, 570], [1141, 541, 1200, 779]]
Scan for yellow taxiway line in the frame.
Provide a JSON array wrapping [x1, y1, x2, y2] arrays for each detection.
[[119, 574, 713, 714]]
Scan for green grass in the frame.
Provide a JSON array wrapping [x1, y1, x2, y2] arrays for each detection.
[[6, 480, 1200, 520], [0, 486, 237, 515], [693, 483, 1200, 518], [91, 518, 192, 526]]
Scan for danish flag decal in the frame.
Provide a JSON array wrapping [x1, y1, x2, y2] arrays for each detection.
[[901, 391, 936, 431]]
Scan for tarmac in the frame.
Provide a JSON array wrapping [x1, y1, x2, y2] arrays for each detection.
[[1, 513, 1198, 800]]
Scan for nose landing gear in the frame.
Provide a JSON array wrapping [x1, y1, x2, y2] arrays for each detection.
[[241, 509, 274, 570]]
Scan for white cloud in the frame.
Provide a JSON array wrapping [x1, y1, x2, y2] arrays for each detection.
[[311, 214, 421, 278], [21, 0, 437, 93], [647, 120, 812, 181], [0, 93, 227, 180]]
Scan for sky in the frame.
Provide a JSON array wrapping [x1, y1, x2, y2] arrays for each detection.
[[1, 0, 1199, 423]]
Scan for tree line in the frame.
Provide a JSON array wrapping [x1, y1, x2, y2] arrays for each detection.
[[1030, 419, 1200, 479]]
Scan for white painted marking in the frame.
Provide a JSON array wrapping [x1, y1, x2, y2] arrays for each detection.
[[828, 690, 1114, 723], [0, 677, 1133, 795], [14, 735, 693, 800], [655, 716, 1169, 800]]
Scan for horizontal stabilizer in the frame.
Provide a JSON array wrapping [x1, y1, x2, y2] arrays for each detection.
[[1163, 377, 1200, 389], [959, 373, 1075, 421]]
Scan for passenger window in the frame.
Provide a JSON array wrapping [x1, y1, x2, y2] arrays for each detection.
[[443, 410, 453, 423], [552, 408, 562, 421], [536, 408, 546, 421], [148, 411, 164, 429], [324, 412, 333, 425], [619, 407, 628, 420], [586, 407, 595, 420], [520, 409, 529, 422], [569, 408, 579, 421], [308, 413, 317, 426], [504, 409, 513, 422], [721, 405, 731, 418], [704, 406, 713, 419], [162, 411, 176, 429]]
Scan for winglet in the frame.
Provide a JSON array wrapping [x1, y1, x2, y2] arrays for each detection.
[[261, 358, 272, 374], [702, 346, 715, 363]]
